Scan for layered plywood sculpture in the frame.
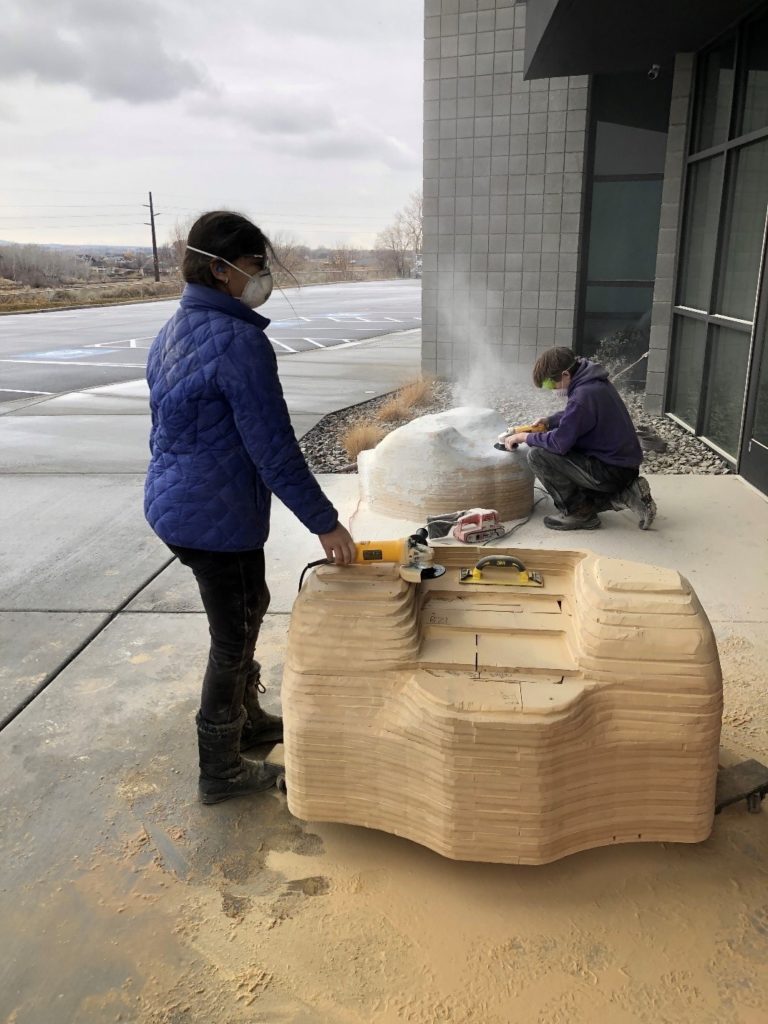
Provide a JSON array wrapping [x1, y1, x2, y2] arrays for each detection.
[[282, 548, 723, 865], [358, 407, 534, 520]]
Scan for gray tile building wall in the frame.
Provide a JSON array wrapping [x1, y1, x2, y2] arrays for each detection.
[[645, 54, 694, 415], [421, 0, 589, 379]]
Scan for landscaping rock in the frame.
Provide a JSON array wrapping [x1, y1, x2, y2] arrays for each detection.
[[299, 379, 732, 478]]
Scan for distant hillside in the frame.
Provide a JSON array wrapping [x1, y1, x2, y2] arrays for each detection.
[[0, 240, 153, 255]]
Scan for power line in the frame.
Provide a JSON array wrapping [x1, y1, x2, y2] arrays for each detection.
[[0, 208, 389, 222]]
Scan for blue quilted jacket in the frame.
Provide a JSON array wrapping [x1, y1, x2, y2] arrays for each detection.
[[144, 284, 338, 551]]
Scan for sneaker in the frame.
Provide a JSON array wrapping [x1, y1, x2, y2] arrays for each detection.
[[619, 476, 657, 530], [543, 512, 601, 531]]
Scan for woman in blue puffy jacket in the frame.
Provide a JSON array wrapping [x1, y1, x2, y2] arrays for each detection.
[[144, 210, 355, 805]]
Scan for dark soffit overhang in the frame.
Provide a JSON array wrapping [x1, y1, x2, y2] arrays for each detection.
[[525, 0, 766, 79]]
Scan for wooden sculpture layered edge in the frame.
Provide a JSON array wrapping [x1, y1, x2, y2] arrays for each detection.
[[282, 548, 723, 865]]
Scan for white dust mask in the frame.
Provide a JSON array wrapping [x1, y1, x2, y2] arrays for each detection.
[[186, 245, 273, 309], [239, 268, 273, 309]]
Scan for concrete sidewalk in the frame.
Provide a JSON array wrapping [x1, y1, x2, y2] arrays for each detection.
[[1, 327, 768, 1024], [0, 329, 420, 726]]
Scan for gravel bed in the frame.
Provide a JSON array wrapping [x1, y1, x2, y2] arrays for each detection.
[[299, 379, 732, 477]]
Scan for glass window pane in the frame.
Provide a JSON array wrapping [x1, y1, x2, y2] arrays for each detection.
[[582, 286, 654, 353], [702, 325, 751, 455], [751, 332, 768, 446], [739, 11, 768, 137], [586, 180, 664, 281], [692, 40, 735, 152], [676, 155, 723, 311], [667, 316, 707, 428], [594, 124, 668, 176], [715, 138, 768, 320]]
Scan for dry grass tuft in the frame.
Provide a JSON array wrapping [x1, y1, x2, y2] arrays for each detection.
[[376, 396, 410, 423], [399, 375, 435, 407], [375, 376, 435, 424], [341, 422, 387, 461], [0, 279, 182, 314]]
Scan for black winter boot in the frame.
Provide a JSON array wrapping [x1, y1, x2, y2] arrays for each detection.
[[196, 708, 282, 805], [240, 662, 284, 751]]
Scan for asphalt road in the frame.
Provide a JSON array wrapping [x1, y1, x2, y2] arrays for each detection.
[[0, 279, 421, 406]]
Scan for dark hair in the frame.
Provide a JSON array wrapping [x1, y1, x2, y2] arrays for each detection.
[[532, 347, 578, 388], [183, 210, 275, 288]]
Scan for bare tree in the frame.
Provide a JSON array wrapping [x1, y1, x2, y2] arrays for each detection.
[[375, 222, 410, 278], [166, 215, 197, 267], [269, 231, 308, 285], [399, 190, 423, 255], [0, 244, 91, 287], [327, 243, 360, 280], [376, 190, 422, 278]]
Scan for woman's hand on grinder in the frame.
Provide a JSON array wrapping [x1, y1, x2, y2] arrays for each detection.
[[319, 523, 356, 565], [531, 417, 549, 430]]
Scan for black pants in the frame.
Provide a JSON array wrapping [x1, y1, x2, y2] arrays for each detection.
[[528, 447, 638, 515], [169, 545, 270, 724]]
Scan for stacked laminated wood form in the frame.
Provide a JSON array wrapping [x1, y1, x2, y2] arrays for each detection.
[[282, 547, 722, 865]]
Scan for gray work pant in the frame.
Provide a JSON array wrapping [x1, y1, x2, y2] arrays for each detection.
[[527, 446, 638, 515]]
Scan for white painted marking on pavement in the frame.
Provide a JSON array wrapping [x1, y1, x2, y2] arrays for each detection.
[[272, 326, 374, 332], [270, 340, 297, 353], [303, 338, 326, 348], [0, 388, 55, 395], [0, 358, 146, 368], [88, 336, 154, 349]]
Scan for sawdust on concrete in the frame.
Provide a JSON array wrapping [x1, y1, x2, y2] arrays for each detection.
[[5, 607, 766, 1024], [44, 767, 768, 1024], [718, 629, 768, 762]]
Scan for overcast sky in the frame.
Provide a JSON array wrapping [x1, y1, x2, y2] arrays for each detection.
[[0, 0, 423, 249]]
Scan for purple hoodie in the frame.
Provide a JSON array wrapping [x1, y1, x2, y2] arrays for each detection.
[[526, 359, 643, 467]]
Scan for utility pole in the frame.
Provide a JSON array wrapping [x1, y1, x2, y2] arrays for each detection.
[[143, 191, 161, 282]]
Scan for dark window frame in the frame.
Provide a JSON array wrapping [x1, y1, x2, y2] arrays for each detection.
[[576, 76, 671, 354], [666, 16, 768, 463]]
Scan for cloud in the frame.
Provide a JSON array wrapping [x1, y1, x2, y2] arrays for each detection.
[[283, 128, 418, 171], [196, 89, 419, 171], [0, 0, 204, 103]]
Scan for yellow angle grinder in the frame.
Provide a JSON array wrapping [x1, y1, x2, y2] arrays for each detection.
[[354, 528, 446, 583], [299, 528, 446, 591], [459, 555, 544, 587], [494, 423, 547, 451]]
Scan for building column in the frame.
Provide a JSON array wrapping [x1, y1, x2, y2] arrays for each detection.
[[645, 53, 695, 415], [421, 0, 589, 380]]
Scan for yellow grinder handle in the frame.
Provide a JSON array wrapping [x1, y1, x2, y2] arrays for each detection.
[[354, 539, 407, 564]]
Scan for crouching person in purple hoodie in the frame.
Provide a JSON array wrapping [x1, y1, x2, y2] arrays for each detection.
[[503, 346, 656, 531]]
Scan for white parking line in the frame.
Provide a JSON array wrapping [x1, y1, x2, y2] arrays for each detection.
[[0, 388, 55, 395], [88, 336, 154, 349], [302, 338, 326, 348], [270, 340, 297, 353], [271, 326, 379, 332], [0, 359, 147, 368]]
